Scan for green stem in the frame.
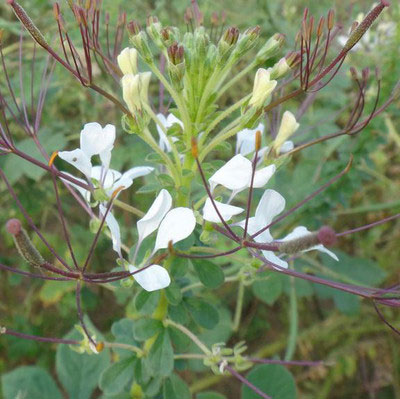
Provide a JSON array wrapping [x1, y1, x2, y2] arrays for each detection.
[[141, 128, 181, 184], [233, 280, 245, 332], [199, 122, 244, 161], [198, 94, 251, 148], [216, 60, 257, 101], [165, 319, 211, 355], [142, 102, 183, 176], [103, 341, 144, 356], [113, 199, 144, 217], [284, 274, 298, 361]]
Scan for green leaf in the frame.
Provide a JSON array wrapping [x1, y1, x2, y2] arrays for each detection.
[[170, 257, 189, 278], [163, 374, 191, 399], [99, 356, 136, 396], [134, 290, 160, 314], [165, 282, 183, 305], [241, 365, 296, 399], [191, 259, 225, 289], [133, 318, 163, 341], [148, 328, 174, 377], [1, 366, 62, 399], [39, 280, 76, 306], [185, 297, 219, 329], [197, 392, 227, 399], [56, 322, 110, 399], [252, 273, 282, 305], [168, 302, 190, 325]]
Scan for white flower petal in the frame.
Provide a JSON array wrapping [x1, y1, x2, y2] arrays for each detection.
[[137, 189, 172, 242], [156, 113, 182, 152], [80, 123, 116, 162], [279, 140, 294, 154], [100, 205, 121, 257], [129, 264, 171, 291], [58, 148, 92, 178], [262, 250, 288, 269], [274, 111, 299, 151], [203, 198, 244, 223], [235, 217, 273, 243], [253, 165, 276, 188], [236, 123, 265, 156], [154, 207, 196, 252], [112, 166, 154, 192], [209, 154, 252, 192], [254, 189, 286, 227], [91, 166, 121, 188]]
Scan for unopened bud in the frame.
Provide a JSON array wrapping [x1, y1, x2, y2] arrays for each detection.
[[269, 57, 291, 80], [167, 42, 184, 65], [211, 12, 218, 26], [191, 137, 198, 158], [121, 72, 151, 114], [327, 9, 335, 30], [273, 111, 299, 153], [255, 130, 262, 152], [248, 68, 277, 109], [127, 20, 141, 36], [117, 47, 138, 75], [222, 27, 240, 46], [255, 33, 285, 64], [317, 16, 325, 37]]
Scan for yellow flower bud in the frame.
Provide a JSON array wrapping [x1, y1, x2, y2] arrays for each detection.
[[248, 68, 277, 109], [273, 111, 299, 152], [117, 47, 138, 75], [121, 72, 151, 114]]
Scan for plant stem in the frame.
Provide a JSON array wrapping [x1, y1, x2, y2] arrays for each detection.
[[165, 319, 211, 355], [113, 199, 144, 217], [284, 274, 298, 361], [233, 280, 245, 332]]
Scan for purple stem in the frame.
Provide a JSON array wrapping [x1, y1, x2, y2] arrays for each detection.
[[225, 364, 271, 399], [2, 328, 79, 345]]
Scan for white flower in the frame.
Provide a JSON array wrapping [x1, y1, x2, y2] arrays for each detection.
[[59, 122, 153, 202], [249, 68, 277, 109], [137, 189, 172, 244], [156, 113, 183, 152], [128, 264, 171, 292], [117, 47, 138, 75], [236, 189, 338, 269], [59, 122, 116, 179], [209, 154, 276, 197], [236, 123, 265, 156], [272, 111, 299, 153], [203, 198, 244, 223], [153, 207, 196, 253]]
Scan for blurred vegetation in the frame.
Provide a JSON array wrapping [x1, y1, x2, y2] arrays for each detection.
[[0, 0, 399, 398]]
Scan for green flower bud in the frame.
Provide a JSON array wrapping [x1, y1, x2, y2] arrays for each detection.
[[255, 33, 285, 64]]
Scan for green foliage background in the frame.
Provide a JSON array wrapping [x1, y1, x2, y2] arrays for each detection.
[[0, 0, 399, 398]]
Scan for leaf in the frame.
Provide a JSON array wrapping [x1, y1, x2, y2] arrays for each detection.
[[134, 290, 160, 314], [165, 282, 183, 305], [39, 280, 76, 306], [3, 131, 67, 183], [56, 321, 110, 399], [241, 364, 296, 399], [163, 373, 191, 399], [133, 318, 163, 341], [252, 273, 282, 305], [148, 328, 174, 377], [191, 259, 225, 289], [185, 297, 219, 329], [197, 392, 227, 399], [1, 366, 62, 399], [110, 319, 139, 357], [99, 356, 136, 396]]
